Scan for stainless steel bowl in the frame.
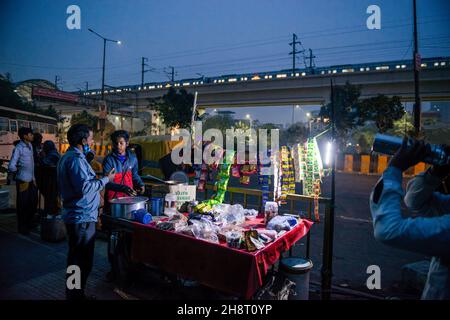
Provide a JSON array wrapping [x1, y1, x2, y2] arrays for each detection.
[[110, 196, 148, 219]]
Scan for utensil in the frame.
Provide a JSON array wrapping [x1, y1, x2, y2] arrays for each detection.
[[110, 196, 148, 219]]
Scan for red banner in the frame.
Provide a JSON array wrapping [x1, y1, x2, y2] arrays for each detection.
[[32, 87, 79, 103]]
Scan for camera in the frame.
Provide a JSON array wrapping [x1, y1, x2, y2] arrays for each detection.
[[372, 134, 450, 166]]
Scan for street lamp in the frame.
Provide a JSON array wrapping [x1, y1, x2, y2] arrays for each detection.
[[306, 112, 312, 136], [88, 28, 121, 101], [245, 114, 252, 128], [292, 105, 300, 124]]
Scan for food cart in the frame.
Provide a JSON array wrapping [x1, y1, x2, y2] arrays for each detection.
[[101, 140, 335, 300]]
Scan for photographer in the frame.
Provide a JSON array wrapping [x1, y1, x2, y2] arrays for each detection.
[[369, 138, 450, 300]]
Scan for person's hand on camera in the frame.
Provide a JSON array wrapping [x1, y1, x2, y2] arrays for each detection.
[[107, 168, 116, 182], [389, 137, 427, 172]]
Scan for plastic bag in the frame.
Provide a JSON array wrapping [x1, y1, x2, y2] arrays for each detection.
[[190, 218, 219, 243], [157, 213, 188, 231], [257, 229, 278, 240], [267, 215, 298, 232], [243, 209, 258, 218], [216, 204, 245, 227], [225, 231, 242, 248], [176, 224, 195, 237]]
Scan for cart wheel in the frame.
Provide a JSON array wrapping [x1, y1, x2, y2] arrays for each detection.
[[112, 233, 134, 288]]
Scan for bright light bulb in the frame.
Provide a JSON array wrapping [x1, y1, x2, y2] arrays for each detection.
[[325, 141, 332, 166]]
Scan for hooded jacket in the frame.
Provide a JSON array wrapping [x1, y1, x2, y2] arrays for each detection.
[[102, 148, 144, 202]]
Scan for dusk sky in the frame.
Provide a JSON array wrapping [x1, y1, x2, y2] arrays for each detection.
[[1, 0, 449, 124]]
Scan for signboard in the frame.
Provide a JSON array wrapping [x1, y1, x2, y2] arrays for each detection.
[[169, 185, 197, 209], [32, 87, 79, 103]]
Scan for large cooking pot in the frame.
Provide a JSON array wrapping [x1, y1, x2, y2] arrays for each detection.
[[110, 196, 149, 219]]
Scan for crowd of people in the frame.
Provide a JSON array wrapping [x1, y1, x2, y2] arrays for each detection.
[[8, 124, 144, 300]]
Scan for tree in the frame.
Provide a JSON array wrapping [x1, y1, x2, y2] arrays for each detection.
[[319, 81, 361, 144], [357, 135, 369, 153], [203, 113, 235, 135], [0, 76, 24, 108], [280, 122, 308, 146], [42, 105, 61, 120], [357, 95, 404, 133], [70, 110, 115, 143], [150, 88, 195, 129], [387, 112, 415, 137]]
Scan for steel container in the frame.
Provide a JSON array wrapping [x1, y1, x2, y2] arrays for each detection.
[[110, 196, 149, 219]]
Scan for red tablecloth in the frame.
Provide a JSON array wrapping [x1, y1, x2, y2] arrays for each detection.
[[131, 217, 313, 299]]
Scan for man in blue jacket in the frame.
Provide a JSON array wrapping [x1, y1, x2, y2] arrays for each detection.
[[58, 124, 115, 300], [370, 138, 450, 299]]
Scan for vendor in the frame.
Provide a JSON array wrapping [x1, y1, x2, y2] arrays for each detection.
[[102, 130, 145, 282], [102, 130, 145, 208]]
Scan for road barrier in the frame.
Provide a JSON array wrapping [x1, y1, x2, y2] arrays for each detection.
[[59, 143, 111, 157], [337, 153, 429, 176], [57, 145, 429, 177]]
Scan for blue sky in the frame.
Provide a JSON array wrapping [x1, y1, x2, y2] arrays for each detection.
[[0, 0, 449, 123]]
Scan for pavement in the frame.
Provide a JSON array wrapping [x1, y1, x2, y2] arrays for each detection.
[[0, 172, 427, 300]]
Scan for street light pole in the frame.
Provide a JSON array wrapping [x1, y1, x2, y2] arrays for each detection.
[[412, 0, 421, 136], [321, 77, 336, 300], [102, 38, 106, 101], [88, 28, 121, 101]]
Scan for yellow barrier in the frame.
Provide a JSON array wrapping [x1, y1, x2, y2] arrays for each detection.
[[360, 155, 370, 174], [59, 143, 110, 157], [377, 155, 388, 174], [337, 153, 428, 176], [344, 155, 353, 172]]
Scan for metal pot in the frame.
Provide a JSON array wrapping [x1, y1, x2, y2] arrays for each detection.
[[110, 196, 148, 219]]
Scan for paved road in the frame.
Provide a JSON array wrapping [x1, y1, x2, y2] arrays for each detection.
[[309, 173, 425, 296]]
